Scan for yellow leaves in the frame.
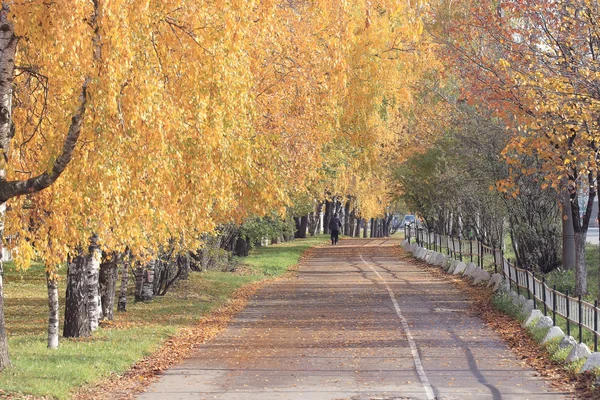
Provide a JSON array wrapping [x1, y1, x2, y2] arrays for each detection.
[[14, 238, 34, 272]]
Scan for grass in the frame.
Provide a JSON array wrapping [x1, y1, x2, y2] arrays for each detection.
[[0, 234, 326, 399], [545, 243, 600, 302]]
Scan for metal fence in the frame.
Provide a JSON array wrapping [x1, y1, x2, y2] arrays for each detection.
[[404, 225, 600, 351]]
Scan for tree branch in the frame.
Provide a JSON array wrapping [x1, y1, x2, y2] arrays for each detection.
[[0, 80, 89, 202]]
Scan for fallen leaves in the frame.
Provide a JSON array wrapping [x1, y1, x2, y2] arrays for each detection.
[[404, 249, 591, 399], [71, 280, 268, 400]]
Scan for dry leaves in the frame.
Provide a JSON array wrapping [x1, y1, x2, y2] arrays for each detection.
[[71, 280, 268, 400], [404, 250, 593, 399]]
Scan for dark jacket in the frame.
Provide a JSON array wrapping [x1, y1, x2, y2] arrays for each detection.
[[329, 216, 342, 231]]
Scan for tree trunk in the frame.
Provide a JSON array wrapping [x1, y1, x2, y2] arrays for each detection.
[[574, 231, 588, 297], [0, 257, 8, 369], [46, 271, 59, 349], [86, 238, 101, 331], [344, 201, 351, 235], [370, 218, 375, 238], [180, 253, 190, 280], [294, 217, 301, 238], [314, 202, 322, 235], [99, 253, 118, 321], [235, 237, 249, 256], [562, 186, 576, 270], [355, 217, 361, 237], [117, 253, 129, 312], [569, 174, 595, 296], [363, 219, 368, 238], [141, 260, 155, 302], [63, 254, 90, 338], [297, 215, 308, 239], [134, 263, 144, 301], [324, 200, 331, 234], [0, 7, 18, 369]]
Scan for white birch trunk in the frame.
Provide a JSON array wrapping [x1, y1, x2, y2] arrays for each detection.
[[141, 259, 155, 301], [117, 254, 129, 312], [574, 231, 588, 297], [86, 239, 101, 332], [46, 272, 59, 349]]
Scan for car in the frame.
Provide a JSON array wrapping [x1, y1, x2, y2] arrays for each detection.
[[403, 214, 416, 227]]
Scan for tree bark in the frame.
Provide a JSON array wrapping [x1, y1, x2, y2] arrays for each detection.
[[562, 186, 576, 270], [370, 218, 375, 238], [63, 254, 90, 338], [46, 271, 59, 349], [179, 253, 190, 280], [575, 231, 588, 296], [117, 253, 129, 312], [298, 215, 308, 238], [363, 219, 368, 238], [0, 255, 9, 369], [235, 237, 249, 256], [344, 201, 351, 235], [99, 252, 118, 321], [141, 259, 155, 302], [86, 238, 101, 331], [569, 174, 595, 296], [134, 263, 144, 301], [324, 200, 331, 234]]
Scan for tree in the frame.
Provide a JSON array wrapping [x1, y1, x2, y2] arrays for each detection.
[[431, 0, 600, 295]]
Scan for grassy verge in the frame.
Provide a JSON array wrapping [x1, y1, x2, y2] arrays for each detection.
[[1, 235, 326, 399]]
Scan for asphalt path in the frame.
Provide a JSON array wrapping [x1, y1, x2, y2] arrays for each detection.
[[138, 239, 570, 400]]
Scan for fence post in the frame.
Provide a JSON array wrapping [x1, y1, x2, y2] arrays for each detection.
[[434, 232, 437, 252], [594, 300, 598, 353], [532, 272, 536, 310], [516, 268, 520, 296], [498, 250, 503, 274], [542, 277, 547, 316], [459, 238, 463, 262], [525, 269, 530, 300], [508, 260, 512, 291], [553, 285, 557, 326], [566, 290, 571, 337], [579, 295, 583, 344]]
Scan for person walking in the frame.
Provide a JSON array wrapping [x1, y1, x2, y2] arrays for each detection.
[[329, 213, 342, 245]]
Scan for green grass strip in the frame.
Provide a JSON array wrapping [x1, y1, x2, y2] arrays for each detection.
[[1, 235, 326, 399]]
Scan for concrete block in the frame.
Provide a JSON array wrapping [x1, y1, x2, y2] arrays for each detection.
[[434, 253, 446, 266], [522, 309, 543, 327], [535, 316, 553, 330], [542, 326, 565, 344], [453, 262, 467, 275], [429, 252, 440, 265], [425, 250, 435, 264], [521, 299, 535, 316], [464, 263, 477, 277], [567, 343, 592, 363], [448, 259, 459, 273], [488, 273, 504, 291], [581, 353, 600, 373], [558, 335, 577, 351], [473, 270, 491, 285]]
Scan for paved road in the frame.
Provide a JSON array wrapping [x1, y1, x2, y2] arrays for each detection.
[[587, 227, 599, 245], [138, 239, 570, 400]]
